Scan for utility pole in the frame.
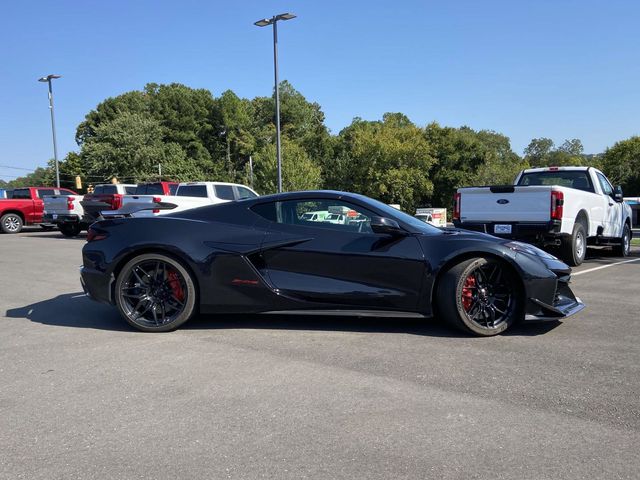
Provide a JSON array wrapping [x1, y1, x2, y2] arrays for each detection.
[[38, 74, 62, 188]]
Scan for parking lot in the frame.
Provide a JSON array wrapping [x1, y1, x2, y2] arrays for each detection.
[[1, 229, 639, 480]]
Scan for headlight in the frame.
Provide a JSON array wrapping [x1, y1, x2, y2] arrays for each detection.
[[504, 241, 557, 260]]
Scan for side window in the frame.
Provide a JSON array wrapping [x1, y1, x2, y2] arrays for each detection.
[[12, 189, 31, 199], [236, 186, 258, 199], [37, 189, 56, 198], [177, 185, 208, 197], [252, 199, 375, 233], [56, 190, 73, 196], [169, 184, 178, 195], [597, 173, 613, 196], [215, 185, 236, 200]]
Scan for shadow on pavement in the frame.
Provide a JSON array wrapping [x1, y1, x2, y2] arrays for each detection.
[[6, 292, 560, 337]]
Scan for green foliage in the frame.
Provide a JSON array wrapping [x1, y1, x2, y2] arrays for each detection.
[[523, 137, 600, 168], [251, 139, 322, 194], [330, 113, 435, 212], [601, 136, 640, 195], [426, 123, 526, 207]]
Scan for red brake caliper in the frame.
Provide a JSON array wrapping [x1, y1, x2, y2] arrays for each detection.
[[167, 269, 185, 302], [461, 275, 475, 311]]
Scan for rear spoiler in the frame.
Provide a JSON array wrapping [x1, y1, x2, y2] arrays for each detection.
[[101, 201, 178, 218]]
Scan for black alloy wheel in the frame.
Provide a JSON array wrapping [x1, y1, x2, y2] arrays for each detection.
[[115, 253, 196, 332], [438, 257, 522, 336]]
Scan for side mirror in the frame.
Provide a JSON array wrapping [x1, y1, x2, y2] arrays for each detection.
[[614, 185, 624, 203], [370, 216, 405, 235]]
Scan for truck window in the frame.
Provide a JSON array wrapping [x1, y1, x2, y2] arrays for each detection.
[[169, 184, 178, 195], [214, 185, 235, 200], [133, 185, 148, 195], [596, 173, 613, 196], [137, 183, 163, 195], [12, 189, 31, 199], [518, 171, 595, 193], [124, 186, 137, 194], [177, 185, 208, 197], [236, 186, 258, 199], [94, 185, 117, 195], [37, 189, 56, 198]]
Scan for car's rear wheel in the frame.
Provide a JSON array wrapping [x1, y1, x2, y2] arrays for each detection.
[[560, 222, 586, 266], [1, 213, 23, 234], [437, 257, 523, 336], [115, 253, 197, 332], [59, 223, 81, 237], [613, 224, 631, 258]]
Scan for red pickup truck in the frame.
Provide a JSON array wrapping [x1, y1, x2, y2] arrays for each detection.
[[0, 186, 77, 233]]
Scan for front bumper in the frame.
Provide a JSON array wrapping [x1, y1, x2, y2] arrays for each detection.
[[524, 270, 585, 321]]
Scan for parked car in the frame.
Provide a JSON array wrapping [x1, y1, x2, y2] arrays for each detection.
[[117, 182, 179, 217], [110, 181, 259, 218], [81, 190, 584, 336], [0, 186, 76, 233], [80, 184, 137, 223], [453, 166, 633, 265], [42, 194, 87, 237]]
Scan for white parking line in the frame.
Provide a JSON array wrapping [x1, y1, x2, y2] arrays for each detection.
[[573, 257, 640, 276]]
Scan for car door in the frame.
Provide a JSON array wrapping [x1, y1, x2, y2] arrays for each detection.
[[253, 198, 426, 311], [596, 172, 623, 237]]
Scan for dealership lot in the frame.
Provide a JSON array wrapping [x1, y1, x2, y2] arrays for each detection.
[[1, 229, 639, 479]]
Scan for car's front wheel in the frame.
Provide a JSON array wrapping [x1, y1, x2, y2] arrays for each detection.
[[437, 257, 523, 336], [115, 253, 197, 332], [613, 224, 631, 258]]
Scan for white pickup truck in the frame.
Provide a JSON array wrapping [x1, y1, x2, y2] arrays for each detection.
[[117, 181, 259, 217], [42, 194, 87, 236], [453, 166, 633, 265]]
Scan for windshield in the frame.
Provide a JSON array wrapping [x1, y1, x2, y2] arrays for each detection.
[[365, 197, 443, 233]]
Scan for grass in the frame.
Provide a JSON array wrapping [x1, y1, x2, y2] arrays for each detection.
[[632, 238, 640, 247]]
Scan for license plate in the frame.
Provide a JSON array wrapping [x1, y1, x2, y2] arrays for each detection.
[[52, 214, 58, 220], [494, 224, 512, 234]]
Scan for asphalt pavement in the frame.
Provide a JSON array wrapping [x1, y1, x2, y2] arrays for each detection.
[[1, 229, 638, 479]]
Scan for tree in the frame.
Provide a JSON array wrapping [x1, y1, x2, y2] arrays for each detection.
[[251, 139, 322, 194], [523, 138, 554, 166], [333, 113, 435, 211], [601, 136, 640, 195], [80, 112, 196, 182], [426, 124, 526, 207]]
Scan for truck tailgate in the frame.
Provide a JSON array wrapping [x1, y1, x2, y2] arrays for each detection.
[[459, 186, 552, 222], [44, 195, 83, 215]]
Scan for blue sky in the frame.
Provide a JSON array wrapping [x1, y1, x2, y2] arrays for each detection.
[[1, 0, 638, 181]]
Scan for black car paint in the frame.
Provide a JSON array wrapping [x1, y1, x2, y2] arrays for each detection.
[[81, 190, 577, 321]]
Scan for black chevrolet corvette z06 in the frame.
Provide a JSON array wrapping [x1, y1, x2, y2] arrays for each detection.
[[80, 190, 585, 336]]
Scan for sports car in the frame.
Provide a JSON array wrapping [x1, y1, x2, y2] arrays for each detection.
[[80, 190, 585, 336]]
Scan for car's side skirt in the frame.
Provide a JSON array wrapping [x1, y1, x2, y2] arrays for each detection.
[[261, 310, 429, 318]]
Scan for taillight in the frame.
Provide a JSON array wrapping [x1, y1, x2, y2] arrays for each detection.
[[551, 190, 564, 220], [66, 197, 74, 210], [112, 194, 123, 210], [453, 192, 461, 221], [86, 227, 108, 242], [152, 196, 161, 214]]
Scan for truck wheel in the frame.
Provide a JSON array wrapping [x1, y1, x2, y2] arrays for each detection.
[[59, 224, 82, 237], [613, 224, 631, 258], [560, 222, 586, 266], [1, 213, 23, 234], [436, 257, 523, 336]]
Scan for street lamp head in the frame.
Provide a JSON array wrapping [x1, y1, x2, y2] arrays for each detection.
[[38, 74, 62, 82], [276, 13, 296, 21], [254, 13, 296, 27], [254, 18, 272, 27]]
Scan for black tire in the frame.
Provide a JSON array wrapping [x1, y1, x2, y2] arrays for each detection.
[[1, 213, 23, 234], [613, 223, 631, 258], [560, 222, 586, 266], [59, 223, 82, 237], [115, 253, 197, 332], [437, 257, 523, 336]]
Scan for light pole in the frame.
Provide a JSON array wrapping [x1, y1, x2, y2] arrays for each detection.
[[38, 74, 62, 188], [254, 13, 296, 193]]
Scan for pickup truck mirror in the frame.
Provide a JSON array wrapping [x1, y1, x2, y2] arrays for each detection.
[[613, 186, 624, 203], [370, 216, 405, 235]]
